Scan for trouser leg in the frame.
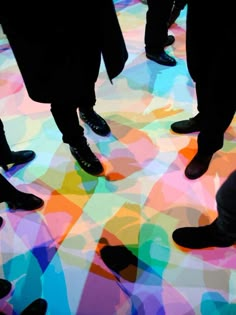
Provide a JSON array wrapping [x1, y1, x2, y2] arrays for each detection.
[[216, 170, 236, 238], [195, 50, 236, 155], [0, 119, 12, 164], [0, 174, 17, 202], [145, 0, 174, 53], [50, 104, 84, 146]]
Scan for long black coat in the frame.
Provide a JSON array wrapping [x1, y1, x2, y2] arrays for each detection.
[[186, 0, 236, 154], [0, 1, 128, 103]]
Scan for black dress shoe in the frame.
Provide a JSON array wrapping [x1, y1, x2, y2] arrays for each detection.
[[70, 138, 103, 175], [0, 279, 12, 299], [185, 152, 213, 179], [172, 220, 235, 249], [100, 245, 138, 281], [0, 150, 36, 171], [146, 51, 176, 66], [6, 191, 44, 210], [164, 35, 175, 46], [79, 110, 111, 136], [0, 216, 3, 228], [171, 115, 201, 134], [20, 298, 47, 315]]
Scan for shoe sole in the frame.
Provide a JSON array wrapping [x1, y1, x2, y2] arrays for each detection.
[[146, 54, 177, 67]]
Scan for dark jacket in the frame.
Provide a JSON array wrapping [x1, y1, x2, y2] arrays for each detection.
[[0, 1, 128, 103]]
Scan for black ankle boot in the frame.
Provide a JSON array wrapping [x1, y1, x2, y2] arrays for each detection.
[[20, 298, 47, 315], [0, 150, 36, 171], [185, 152, 213, 179], [5, 191, 44, 211], [0, 279, 12, 299], [70, 137, 103, 175], [79, 109, 111, 136]]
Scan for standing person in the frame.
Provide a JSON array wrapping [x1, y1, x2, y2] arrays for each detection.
[[172, 170, 236, 249], [144, 0, 177, 66], [170, 1, 236, 179], [0, 1, 128, 176], [0, 119, 43, 210]]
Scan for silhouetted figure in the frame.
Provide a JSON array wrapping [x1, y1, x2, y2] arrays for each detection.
[[173, 170, 236, 249], [0, 2, 128, 176]]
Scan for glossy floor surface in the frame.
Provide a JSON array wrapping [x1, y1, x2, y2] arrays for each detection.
[[0, 1, 236, 314]]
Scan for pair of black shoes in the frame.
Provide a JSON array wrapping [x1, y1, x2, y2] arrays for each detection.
[[146, 35, 176, 66], [0, 279, 47, 315], [172, 219, 236, 249], [0, 150, 35, 172]]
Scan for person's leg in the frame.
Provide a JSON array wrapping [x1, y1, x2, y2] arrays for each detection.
[[77, 47, 111, 136], [0, 119, 36, 171], [185, 48, 236, 180], [215, 170, 236, 238], [0, 174, 44, 210], [168, 0, 187, 27], [145, 0, 176, 66], [145, 0, 174, 52], [50, 103, 103, 176], [172, 170, 236, 249], [184, 99, 235, 180], [78, 80, 111, 137], [170, 80, 206, 134]]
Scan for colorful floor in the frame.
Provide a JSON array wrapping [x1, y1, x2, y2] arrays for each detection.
[[1, 1, 236, 314]]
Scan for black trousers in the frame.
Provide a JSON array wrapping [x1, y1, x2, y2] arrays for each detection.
[[186, 1, 236, 155], [145, 0, 174, 54], [5, 32, 102, 147], [50, 49, 102, 146], [0, 174, 16, 202], [0, 119, 12, 164], [174, 0, 187, 10], [216, 170, 236, 238]]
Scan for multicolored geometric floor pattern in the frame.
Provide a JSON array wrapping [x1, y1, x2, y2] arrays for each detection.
[[1, 1, 236, 314]]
